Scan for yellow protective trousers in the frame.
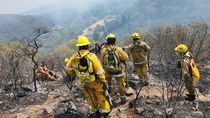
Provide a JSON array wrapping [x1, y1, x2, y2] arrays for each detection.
[[134, 63, 149, 82], [82, 81, 111, 113], [183, 75, 196, 96], [105, 72, 126, 97]]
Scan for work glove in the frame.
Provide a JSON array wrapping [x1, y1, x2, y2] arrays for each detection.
[[64, 74, 74, 82]]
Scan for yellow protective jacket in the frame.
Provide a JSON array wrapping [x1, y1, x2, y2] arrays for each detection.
[[65, 49, 106, 84], [101, 44, 128, 67], [180, 52, 192, 80], [127, 40, 150, 64]]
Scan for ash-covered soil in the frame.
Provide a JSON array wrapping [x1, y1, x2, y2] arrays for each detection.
[[0, 65, 210, 118]]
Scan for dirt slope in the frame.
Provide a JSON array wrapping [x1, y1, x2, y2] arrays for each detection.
[[1, 72, 210, 118], [1, 82, 210, 118]]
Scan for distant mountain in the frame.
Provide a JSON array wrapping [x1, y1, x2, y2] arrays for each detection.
[[22, 0, 133, 34], [23, 0, 110, 26], [23, 0, 210, 39], [0, 14, 54, 42], [87, 0, 210, 38], [123, 0, 210, 28], [1, 0, 210, 51]]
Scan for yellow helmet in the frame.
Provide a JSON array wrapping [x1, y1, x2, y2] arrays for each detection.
[[132, 32, 141, 39], [76, 36, 90, 47], [106, 33, 116, 40], [174, 44, 188, 53], [64, 58, 69, 64]]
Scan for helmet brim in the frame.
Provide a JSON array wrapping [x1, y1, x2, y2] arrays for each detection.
[[76, 42, 90, 47], [174, 47, 187, 53]]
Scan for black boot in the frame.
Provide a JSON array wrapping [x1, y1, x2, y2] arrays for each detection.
[[185, 94, 195, 101], [88, 111, 100, 118], [89, 112, 109, 118]]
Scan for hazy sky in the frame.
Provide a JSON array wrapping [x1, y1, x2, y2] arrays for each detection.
[[0, 0, 61, 14]]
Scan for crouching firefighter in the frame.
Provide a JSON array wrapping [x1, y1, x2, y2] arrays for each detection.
[[175, 44, 200, 101], [101, 33, 128, 104], [65, 36, 112, 117]]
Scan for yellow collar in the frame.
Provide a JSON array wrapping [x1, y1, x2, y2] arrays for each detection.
[[78, 50, 91, 57]]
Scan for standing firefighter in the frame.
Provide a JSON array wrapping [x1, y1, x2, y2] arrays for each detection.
[[65, 36, 111, 117], [101, 33, 128, 104], [127, 32, 150, 86], [175, 44, 200, 101], [94, 43, 101, 56]]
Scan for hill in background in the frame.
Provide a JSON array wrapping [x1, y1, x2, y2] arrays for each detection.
[[1, 0, 210, 51]]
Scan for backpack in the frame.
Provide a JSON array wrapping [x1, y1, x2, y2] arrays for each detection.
[[103, 47, 122, 74], [72, 52, 96, 83], [187, 54, 200, 81], [130, 42, 148, 63], [131, 42, 146, 54]]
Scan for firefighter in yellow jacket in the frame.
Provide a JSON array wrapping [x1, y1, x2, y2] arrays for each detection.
[[65, 36, 111, 116], [127, 32, 150, 86], [175, 44, 198, 101], [101, 33, 128, 104]]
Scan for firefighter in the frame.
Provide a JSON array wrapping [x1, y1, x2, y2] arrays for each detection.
[[175, 44, 199, 101], [94, 43, 101, 56], [65, 36, 111, 117], [127, 32, 150, 86], [101, 33, 128, 104]]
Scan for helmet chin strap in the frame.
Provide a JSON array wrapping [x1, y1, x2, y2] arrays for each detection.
[[179, 52, 184, 56], [179, 52, 187, 58]]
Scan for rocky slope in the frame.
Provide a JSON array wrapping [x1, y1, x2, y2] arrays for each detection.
[[0, 70, 210, 118]]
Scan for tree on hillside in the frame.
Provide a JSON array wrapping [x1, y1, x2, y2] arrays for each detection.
[[0, 42, 31, 99], [24, 26, 53, 92]]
